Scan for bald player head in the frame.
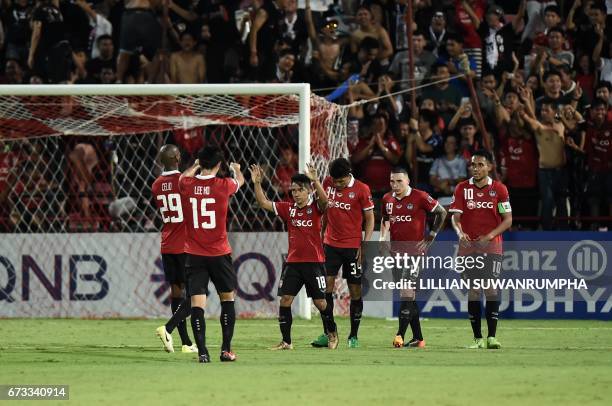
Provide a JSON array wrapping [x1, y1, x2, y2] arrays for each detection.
[[159, 144, 180, 171]]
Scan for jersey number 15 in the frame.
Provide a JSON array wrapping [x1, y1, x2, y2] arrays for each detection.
[[189, 197, 216, 229]]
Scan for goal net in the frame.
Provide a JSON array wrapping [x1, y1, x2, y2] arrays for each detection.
[[0, 84, 350, 319]]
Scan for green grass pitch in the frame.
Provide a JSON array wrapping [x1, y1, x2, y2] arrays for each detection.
[[1, 318, 611, 405]]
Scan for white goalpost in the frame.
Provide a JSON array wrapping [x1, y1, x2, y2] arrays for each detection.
[[0, 83, 349, 320]]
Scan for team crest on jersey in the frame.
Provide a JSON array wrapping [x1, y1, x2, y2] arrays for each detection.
[[348, 192, 355, 199], [489, 190, 497, 197], [396, 204, 402, 208], [477, 192, 484, 197], [298, 212, 303, 216], [467, 200, 476, 210], [407, 203, 413, 210], [306, 207, 312, 214], [337, 193, 343, 197]]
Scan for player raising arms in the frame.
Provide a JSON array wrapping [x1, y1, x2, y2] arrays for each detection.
[[180, 146, 245, 363], [449, 150, 512, 350], [311, 158, 375, 349], [152, 144, 196, 353], [380, 167, 447, 348], [250, 163, 339, 350]]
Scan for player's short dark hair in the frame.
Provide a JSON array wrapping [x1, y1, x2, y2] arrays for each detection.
[[544, 5, 561, 16], [278, 48, 295, 59], [543, 70, 561, 82], [472, 149, 493, 163], [596, 81, 612, 91], [459, 118, 477, 129], [547, 26, 565, 37], [413, 30, 427, 38], [198, 146, 224, 170], [329, 158, 352, 179], [291, 173, 312, 188], [359, 37, 380, 52], [391, 166, 409, 176]]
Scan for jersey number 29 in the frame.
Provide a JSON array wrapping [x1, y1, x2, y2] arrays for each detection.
[[189, 197, 216, 229], [157, 194, 183, 223]]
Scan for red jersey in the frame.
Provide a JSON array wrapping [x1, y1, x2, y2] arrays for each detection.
[[274, 198, 325, 263], [499, 134, 538, 189], [323, 176, 374, 249], [381, 187, 438, 243], [455, 0, 485, 48], [449, 177, 511, 254], [151, 170, 186, 254], [180, 174, 240, 257], [351, 134, 402, 193], [585, 121, 612, 173]]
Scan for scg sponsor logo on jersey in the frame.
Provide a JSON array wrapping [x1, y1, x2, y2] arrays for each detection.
[[466, 200, 494, 210], [328, 199, 351, 210], [390, 215, 412, 223], [291, 219, 313, 227]]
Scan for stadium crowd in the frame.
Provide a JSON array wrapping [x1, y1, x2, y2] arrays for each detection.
[[0, 0, 611, 232]]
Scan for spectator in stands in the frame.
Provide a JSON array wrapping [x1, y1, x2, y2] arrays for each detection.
[[585, 98, 612, 229], [389, 30, 435, 91], [249, 0, 286, 80], [421, 63, 462, 124], [3, 0, 32, 64], [531, 27, 574, 72], [341, 37, 382, 85], [407, 109, 443, 191], [304, 2, 343, 89], [74, 0, 112, 60], [575, 53, 596, 101], [351, 111, 402, 197], [455, 0, 485, 77], [520, 100, 569, 230], [458, 119, 484, 162], [536, 70, 571, 110], [429, 134, 467, 205], [1, 59, 24, 84], [28, 0, 72, 83], [170, 31, 206, 84], [264, 48, 300, 83], [86, 35, 115, 83], [439, 33, 476, 96], [272, 144, 298, 201], [523, 2, 560, 42], [349, 4, 393, 64], [425, 10, 447, 58], [477, 1, 526, 76], [116, 0, 162, 83], [594, 82, 612, 121], [593, 23, 612, 84], [280, 0, 307, 57]]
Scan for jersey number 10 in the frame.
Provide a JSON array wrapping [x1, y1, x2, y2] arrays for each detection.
[[464, 189, 474, 200], [189, 197, 216, 229]]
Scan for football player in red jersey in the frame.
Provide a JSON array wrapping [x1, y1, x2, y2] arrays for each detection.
[[179, 146, 245, 363], [152, 145, 196, 354], [449, 150, 512, 350], [250, 163, 339, 350], [310, 158, 375, 349], [380, 167, 447, 348]]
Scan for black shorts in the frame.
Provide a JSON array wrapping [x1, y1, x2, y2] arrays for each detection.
[[185, 254, 236, 296], [460, 253, 503, 281], [278, 262, 326, 299], [161, 253, 186, 285], [119, 8, 162, 60], [324, 244, 362, 284]]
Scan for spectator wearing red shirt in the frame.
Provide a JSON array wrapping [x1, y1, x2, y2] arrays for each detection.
[[350, 111, 402, 197], [585, 99, 612, 229], [455, 0, 486, 77], [273, 145, 298, 201]]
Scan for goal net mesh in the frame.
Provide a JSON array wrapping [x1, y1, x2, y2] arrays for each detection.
[[0, 92, 351, 319]]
